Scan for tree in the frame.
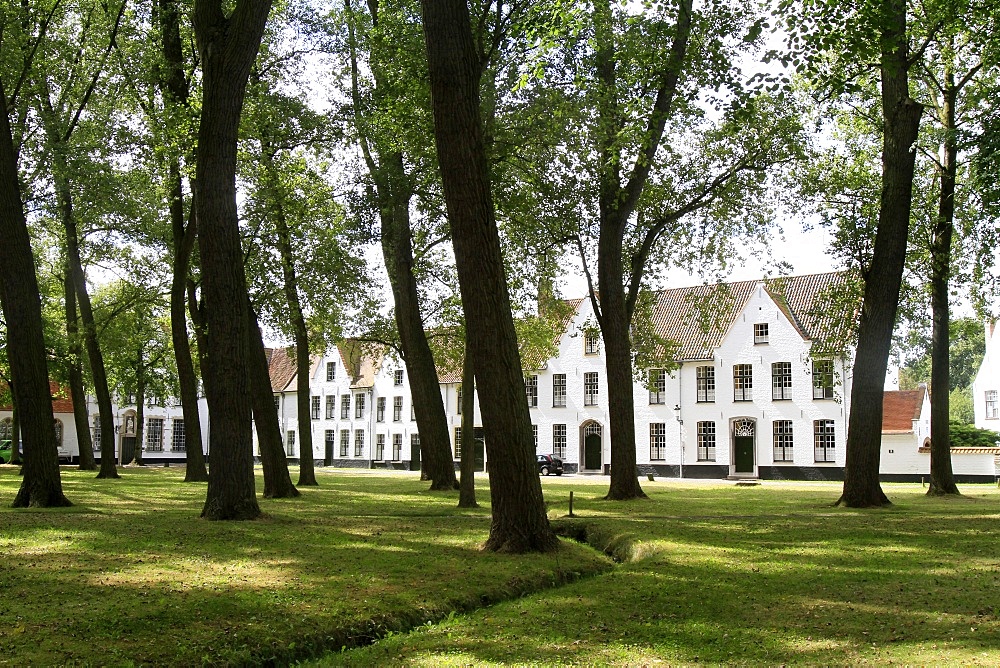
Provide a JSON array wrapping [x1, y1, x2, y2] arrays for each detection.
[[339, 0, 458, 491], [420, 0, 557, 552], [193, 0, 273, 520], [0, 73, 71, 507]]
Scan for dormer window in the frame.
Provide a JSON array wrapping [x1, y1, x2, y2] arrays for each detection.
[[394, 370, 404, 386], [326, 362, 336, 381], [754, 323, 769, 344], [584, 330, 600, 355]]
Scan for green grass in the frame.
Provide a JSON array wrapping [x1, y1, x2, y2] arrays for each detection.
[[316, 478, 1000, 666], [0, 466, 607, 665]]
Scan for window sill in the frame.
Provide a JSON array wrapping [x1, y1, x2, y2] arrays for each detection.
[[771, 398, 792, 402]]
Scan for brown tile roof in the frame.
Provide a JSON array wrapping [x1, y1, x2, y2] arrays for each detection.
[[0, 382, 74, 414], [649, 272, 854, 361], [881, 389, 925, 433], [266, 347, 297, 392]]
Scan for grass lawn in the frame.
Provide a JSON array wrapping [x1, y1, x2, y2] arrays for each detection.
[[0, 466, 607, 665], [318, 478, 1000, 666]]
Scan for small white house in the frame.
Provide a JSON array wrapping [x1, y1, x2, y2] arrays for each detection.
[[973, 321, 999, 433]]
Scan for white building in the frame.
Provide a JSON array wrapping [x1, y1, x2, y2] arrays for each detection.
[[973, 321, 999, 432]]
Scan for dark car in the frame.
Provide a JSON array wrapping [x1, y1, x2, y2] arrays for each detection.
[[537, 454, 564, 476], [0, 440, 13, 464]]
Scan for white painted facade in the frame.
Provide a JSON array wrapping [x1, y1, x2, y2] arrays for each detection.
[[84, 396, 210, 463], [973, 321, 999, 432]]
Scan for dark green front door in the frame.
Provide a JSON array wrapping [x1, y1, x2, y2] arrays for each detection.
[[411, 439, 420, 471], [584, 433, 601, 470], [734, 436, 754, 473], [121, 436, 136, 465]]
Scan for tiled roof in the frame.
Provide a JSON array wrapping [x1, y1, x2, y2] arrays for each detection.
[[649, 272, 853, 361], [266, 347, 297, 392], [881, 389, 925, 433], [0, 382, 74, 414]]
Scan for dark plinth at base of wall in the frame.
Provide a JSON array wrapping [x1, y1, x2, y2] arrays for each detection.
[[759, 466, 845, 481], [878, 472, 998, 484]]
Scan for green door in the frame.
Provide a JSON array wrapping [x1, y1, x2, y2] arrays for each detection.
[[734, 436, 754, 473], [121, 436, 136, 465], [585, 433, 602, 470], [410, 439, 420, 471]]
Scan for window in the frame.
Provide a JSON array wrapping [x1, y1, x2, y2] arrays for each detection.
[[394, 369, 404, 386], [355, 393, 365, 419], [697, 421, 716, 461], [311, 395, 320, 420], [812, 360, 834, 399], [273, 396, 280, 413], [375, 434, 385, 460], [650, 422, 666, 460], [773, 420, 793, 462], [286, 430, 296, 456], [171, 419, 186, 452], [354, 429, 364, 457], [454, 427, 462, 458], [584, 372, 599, 406], [0, 417, 12, 441], [532, 424, 538, 450], [552, 374, 567, 407], [649, 369, 666, 404], [733, 364, 753, 401], [986, 390, 999, 419], [92, 415, 101, 450], [376, 397, 386, 422], [814, 420, 835, 462], [697, 366, 715, 402], [552, 424, 567, 458], [772, 362, 792, 400], [326, 396, 336, 419], [326, 361, 336, 381], [410, 402, 415, 421], [584, 329, 600, 354], [392, 433, 402, 460], [393, 396, 403, 421], [339, 429, 349, 457], [754, 323, 769, 344], [457, 385, 463, 415], [526, 375, 538, 407], [341, 395, 350, 419], [146, 418, 164, 452]]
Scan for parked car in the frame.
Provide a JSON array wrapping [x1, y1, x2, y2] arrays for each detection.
[[537, 454, 564, 476], [0, 440, 13, 464]]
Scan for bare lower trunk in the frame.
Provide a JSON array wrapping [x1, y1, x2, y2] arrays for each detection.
[[64, 271, 96, 470], [839, 0, 921, 508], [293, 328, 318, 486], [134, 382, 146, 467], [248, 307, 299, 498], [420, 0, 556, 552], [458, 346, 478, 508], [0, 80, 71, 507]]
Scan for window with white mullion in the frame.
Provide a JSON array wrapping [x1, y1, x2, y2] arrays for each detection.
[[772, 420, 793, 462], [697, 366, 715, 403], [649, 422, 666, 460], [771, 362, 792, 400]]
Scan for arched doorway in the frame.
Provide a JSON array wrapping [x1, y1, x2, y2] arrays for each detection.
[[580, 421, 603, 472], [731, 417, 756, 476]]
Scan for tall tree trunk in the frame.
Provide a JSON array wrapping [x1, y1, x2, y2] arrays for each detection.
[[0, 80, 71, 507], [380, 156, 458, 491], [10, 406, 21, 465], [420, 0, 557, 552], [262, 147, 317, 487], [248, 304, 299, 498], [839, 0, 922, 508], [64, 270, 96, 470], [49, 137, 119, 479], [157, 0, 209, 483], [344, 1, 457, 491], [458, 343, 478, 508], [134, 378, 146, 467], [927, 75, 959, 496], [192, 0, 272, 520]]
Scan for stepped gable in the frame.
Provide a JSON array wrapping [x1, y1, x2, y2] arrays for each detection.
[[266, 347, 297, 392], [882, 389, 925, 434], [649, 271, 852, 361], [337, 339, 387, 389]]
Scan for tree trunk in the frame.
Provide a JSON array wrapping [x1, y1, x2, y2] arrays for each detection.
[[0, 80, 71, 507], [380, 155, 458, 492], [839, 0, 922, 508], [458, 343, 478, 508], [10, 406, 21, 465], [248, 305, 299, 498], [420, 0, 557, 552], [156, 0, 209, 483], [263, 147, 317, 487], [64, 270, 96, 470], [927, 76, 959, 496], [134, 380, 146, 466], [193, 0, 272, 520]]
